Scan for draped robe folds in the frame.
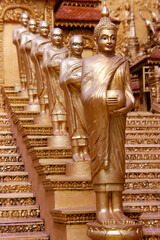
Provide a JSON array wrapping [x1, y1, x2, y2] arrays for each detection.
[[60, 57, 88, 141], [13, 27, 28, 82], [43, 46, 69, 119], [81, 54, 134, 187], [31, 37, 51, 99], [20, 32, 38, 91]]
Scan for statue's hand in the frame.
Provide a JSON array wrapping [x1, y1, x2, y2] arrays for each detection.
[[66, 73, 81, 84], [109, 106, 128, 115], [107, 96, 118, 106]]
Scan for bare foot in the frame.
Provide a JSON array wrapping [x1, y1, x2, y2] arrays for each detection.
[[53, 130, 61, 136], [97, 210, 117, 225], [61, 130, 69, 136], [29, 100, 34, 105], [73, 153, 83, 162], [113, 210, 135, 225], [83, 152, 91, 161]]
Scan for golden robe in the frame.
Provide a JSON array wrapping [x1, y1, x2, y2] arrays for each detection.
[[60, 57, 88, 141], [43, 46, 69, 120], [20, 32, 38, 92], [31, 37, 51, 100], [81, 54, 134, 188]]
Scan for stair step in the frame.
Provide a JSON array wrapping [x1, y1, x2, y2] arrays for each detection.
[[0, 205, 40, 218], [7, 97, 28, 104], [125, 179, 160, 189], [0, 162, 24, 172], [0, 154, 21, 162], [127, 119, 160, 126], [12, 111, 40, 118], [123, 200, 160, 213], [0, 125, 11, 131], [125, 169, 160, 179], [0, 193, 35, 206], [0, 172, 28, 182], [126, 130, 160, 138], [126, 144, 160, 152], [0, 113, 8, 118], [126, 125, 160, 131], [34, 158, 68, 175], [139, 213, 160, 227], [24, 136, 48, 148], [0, 131, 13, 138], [0, 231, 49, 239], [0, 138, 16, 146], [3, 86, 15, 91], [126, 160, 160, 169], [143, 227, 160, 237], [0, 146, 18, 154], [0, 119, 10, 124], [17, 118, 34, 125], [126, 136, 160, 144], [126, 152, 160, 160], [123, 189, 160, 201], [0, 182, 31, 193], [0, 218, 45, 233], [127, 112, 160, 119], [10, 104, 26, 111]]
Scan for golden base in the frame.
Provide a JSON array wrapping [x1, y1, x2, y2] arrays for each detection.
[[47, 135, 71, 147], [34, 115, 52, 125], [17, 91, 28, 98], [24, 104, 40, 112], [87, 222, 143, 240], [66, 161, 91, 178]]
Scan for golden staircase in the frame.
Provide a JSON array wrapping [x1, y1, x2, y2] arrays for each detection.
[[1, 86, 160, 240], [0, 93, 49, 239]]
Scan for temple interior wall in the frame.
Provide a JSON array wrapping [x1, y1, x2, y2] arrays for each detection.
[[4, 23, 19, 85]]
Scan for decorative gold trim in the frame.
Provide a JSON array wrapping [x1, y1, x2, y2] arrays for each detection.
[[43, 179, 93, 191], [65, 29, 94, 48]]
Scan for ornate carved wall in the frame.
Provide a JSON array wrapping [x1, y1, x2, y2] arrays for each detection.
[[0, 0, 55, 85]]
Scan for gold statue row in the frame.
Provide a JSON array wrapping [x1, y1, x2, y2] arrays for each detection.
[[13, 12, 142, 239]]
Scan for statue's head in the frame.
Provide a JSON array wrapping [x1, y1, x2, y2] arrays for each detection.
[[70, 35, 84, 57], [94, 17, 117, 56], [20, 12, 29, 27], [39, 20, 50, 37], [51, 28, 63, 47], [28, 19, 37, 33]]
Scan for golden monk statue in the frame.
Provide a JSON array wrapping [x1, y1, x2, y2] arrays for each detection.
[[31, 20, 51, 123], [81, 16, 136, 230], [13, 12, 29, 95], [60, 35, 90, 161], [20, 19, 39, 109], [43, 28, 69, 135]]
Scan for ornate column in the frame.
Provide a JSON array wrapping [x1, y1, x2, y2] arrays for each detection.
[[0, 19, 4, 85], [45, 0, 54, 29]]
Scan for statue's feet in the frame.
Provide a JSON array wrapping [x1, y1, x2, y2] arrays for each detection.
[[61, 130, 69, 136], [53, 130, 61, 136], [73, 153, 83, 162], [97, 210, 116, 226], [113, 210, 135, 225], [83, 152, 91, 161], [29, 100, 34, 105]]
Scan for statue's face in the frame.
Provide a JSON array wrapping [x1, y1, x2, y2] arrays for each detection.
[[28, 20, 37, 33], [51, 29, 63, 46], [20, 14, 29, 27], [97, 29, 116, 55], [70, 36, 83, 56], [39, 22, 49, 37]]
